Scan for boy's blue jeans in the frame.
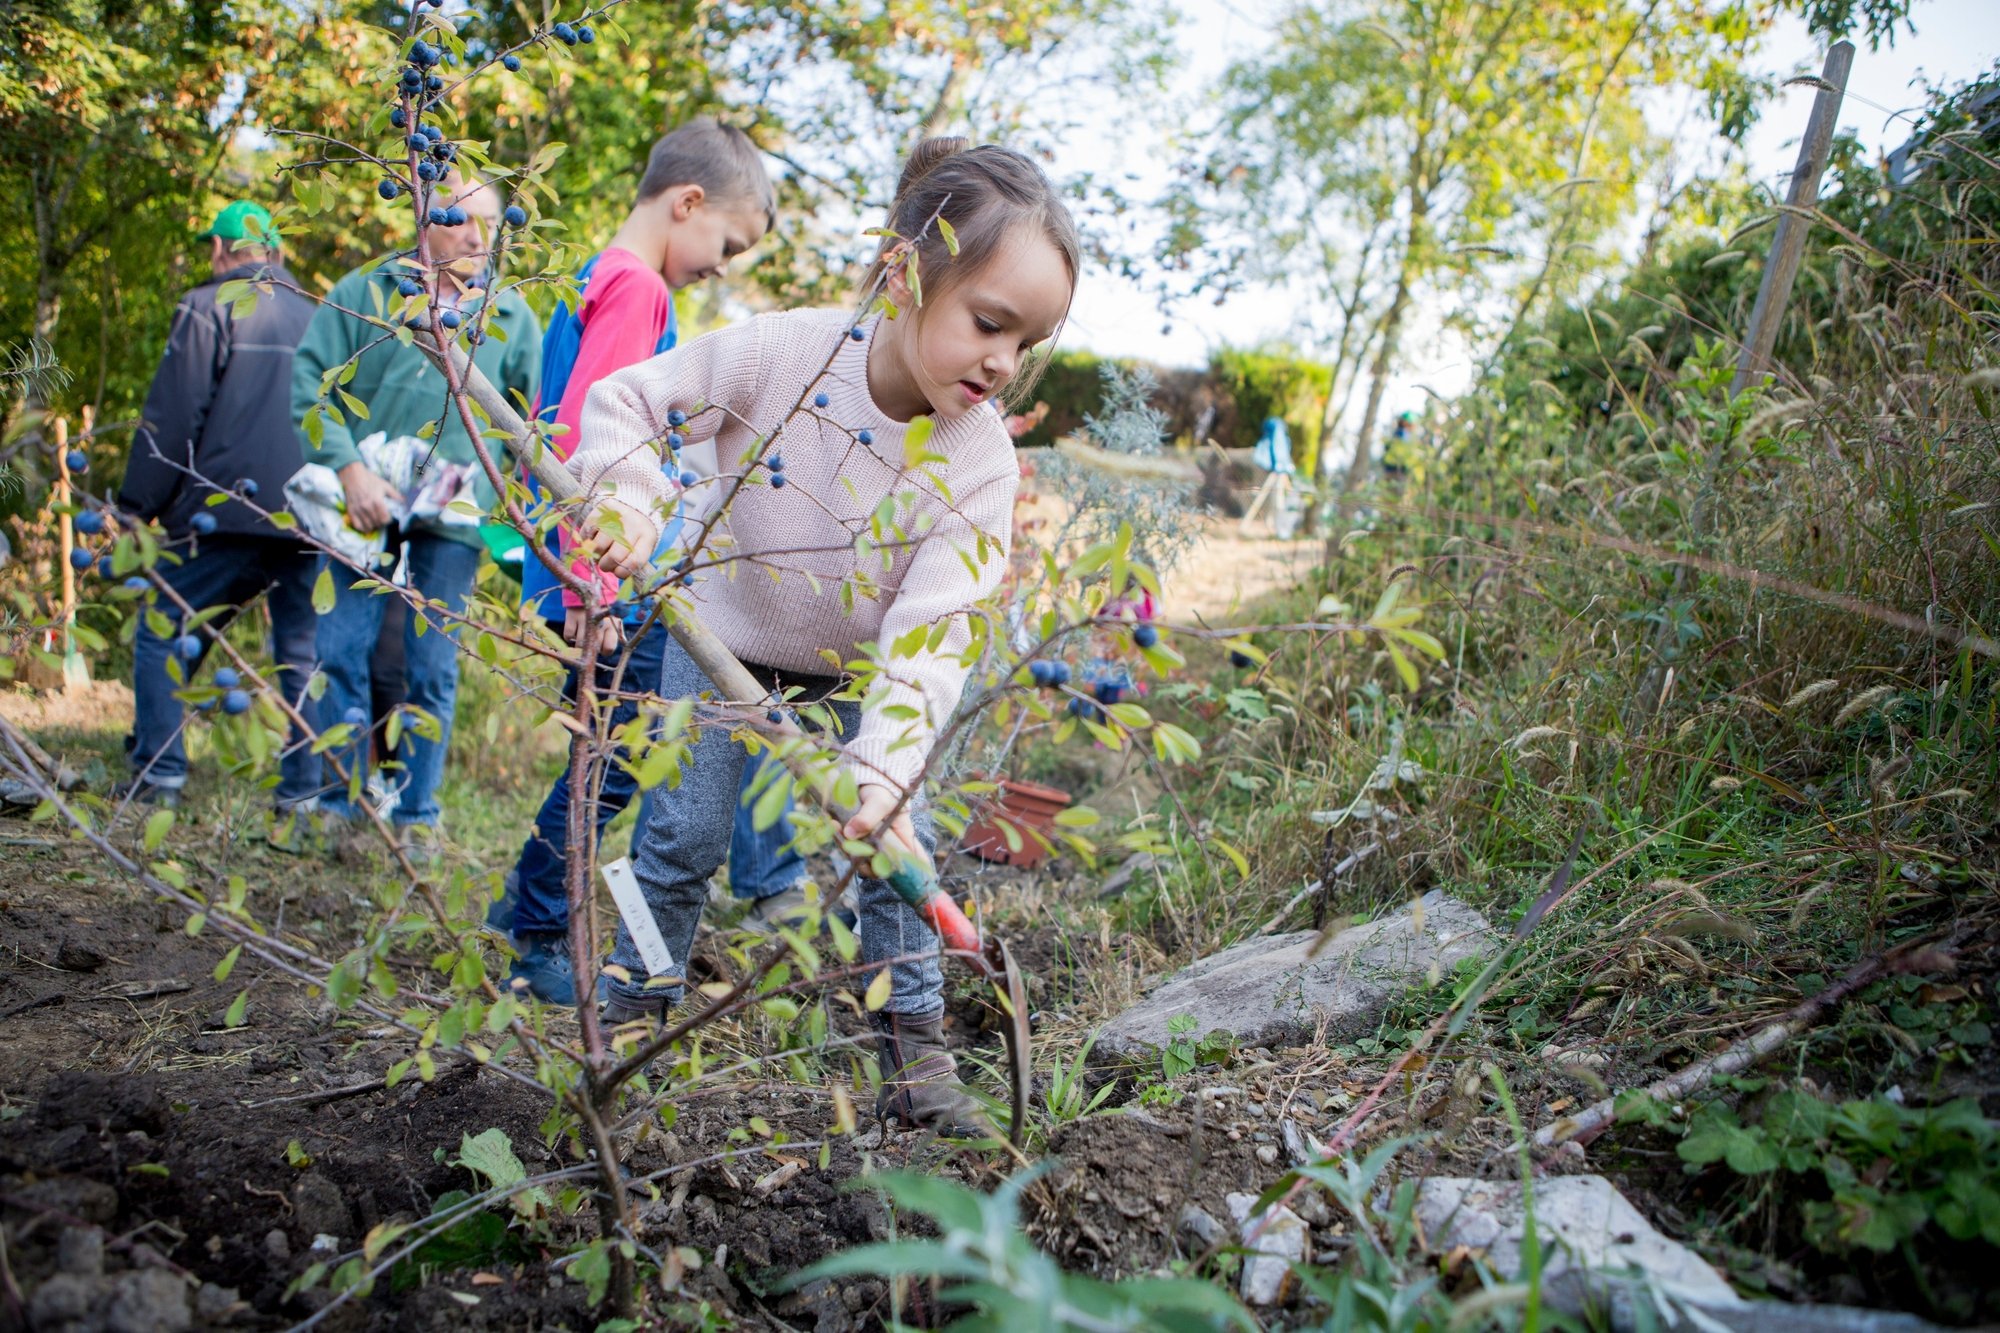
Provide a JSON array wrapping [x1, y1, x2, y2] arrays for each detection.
[[316, 531, 480, 826], [504, 619, 807, 939], [126, 537, 322, 807]]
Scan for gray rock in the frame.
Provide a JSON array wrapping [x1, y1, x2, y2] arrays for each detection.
[[263, 1228, 290, 1260], [57, 1227, 104, 1276], [1667, 1305, 1947, 1333], [104, 1269, 191, 1333], [29, 1272, 107, 1325], [1414, 1176, 1738, 1311], [1095, 891, 1495, 1061], [195, 1283, 241, 1323], [1177, 1204, 1223, 1248], [291, 1172, 354, 1242], [1225, 1192, 1307, 1307]]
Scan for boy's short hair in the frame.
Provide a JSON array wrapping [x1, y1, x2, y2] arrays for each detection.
[[637, 117, 775, 232]]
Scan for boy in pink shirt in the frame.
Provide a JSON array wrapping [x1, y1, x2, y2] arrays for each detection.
[[491, 119, 801, 1005]]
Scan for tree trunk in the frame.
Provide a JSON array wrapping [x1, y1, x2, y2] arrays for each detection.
[[1339, 272, 1410, 503]]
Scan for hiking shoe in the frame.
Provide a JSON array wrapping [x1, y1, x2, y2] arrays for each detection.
[[871, 1010, 990, 1139], [506, 933, 608, 1007], [266, 801, 319, 854], [397, 821, 445, 868], [110, 776, 180, 809], [740, 883, 823, 936]]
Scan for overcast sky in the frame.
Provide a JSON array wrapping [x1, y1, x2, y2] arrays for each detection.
[[1052, 0, 2000, 407]]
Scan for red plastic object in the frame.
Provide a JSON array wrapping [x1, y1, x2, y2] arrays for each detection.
[[959, 776, 1074, 869]]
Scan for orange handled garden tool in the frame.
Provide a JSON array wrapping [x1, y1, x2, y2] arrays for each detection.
[[441, 340, 1034, 1146]]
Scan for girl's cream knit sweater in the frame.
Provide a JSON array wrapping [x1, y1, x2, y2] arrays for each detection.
[[570, 307, 1018, 793]]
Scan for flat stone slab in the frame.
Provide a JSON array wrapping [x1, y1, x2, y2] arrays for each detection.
[[1094, 890, 1496, 1062], [1415, 1175, 1741, 1310], [1415, 1174, 1950, 1332]]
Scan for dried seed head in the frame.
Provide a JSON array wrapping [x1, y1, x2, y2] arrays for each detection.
[[1783, 678, 1840, 710], [1832, 684, 1896, 728], [1708, 776, 1743, 792], [1508, 725, 1565, 750]]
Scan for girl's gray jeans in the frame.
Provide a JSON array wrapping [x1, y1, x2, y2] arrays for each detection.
[[602, 632, 944, 1018]]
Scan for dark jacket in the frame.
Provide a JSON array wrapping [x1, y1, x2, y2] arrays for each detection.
[[119, 263, 317, 542]]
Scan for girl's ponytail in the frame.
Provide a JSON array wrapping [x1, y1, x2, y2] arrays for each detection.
[[896, 136, 971, 203]]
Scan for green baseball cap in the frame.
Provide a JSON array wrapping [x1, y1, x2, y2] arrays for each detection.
[[196, 200, 277, 247]]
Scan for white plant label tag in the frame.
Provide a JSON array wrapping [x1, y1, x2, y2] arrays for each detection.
[[601, 857, 675, 977]]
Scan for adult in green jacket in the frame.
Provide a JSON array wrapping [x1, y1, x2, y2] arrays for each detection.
[[290, 175, 540, 843]]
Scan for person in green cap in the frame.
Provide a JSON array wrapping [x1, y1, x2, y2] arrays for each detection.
[[113, 199, 323, 823], [290, 169, 541, 857]]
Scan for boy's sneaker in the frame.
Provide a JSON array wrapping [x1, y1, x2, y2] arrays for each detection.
[[110, 776, 180, 809], [741, 884, 823, 936], [506, 933, 605, 1007]]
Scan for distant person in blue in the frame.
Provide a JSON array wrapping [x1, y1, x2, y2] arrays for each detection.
[[1253, 415, 1293, 476], [1242, 415, 1302, 538]]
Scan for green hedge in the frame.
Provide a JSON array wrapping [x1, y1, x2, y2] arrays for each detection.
[[1016, 344, 1331, 475]]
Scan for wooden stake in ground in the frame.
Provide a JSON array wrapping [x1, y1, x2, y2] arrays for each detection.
[[1634, 41, 1853, 723]]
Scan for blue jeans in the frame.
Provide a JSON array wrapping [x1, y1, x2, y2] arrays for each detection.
[[127, 537, 322, 806], [506, 619, 807, 938], [316, 531, 480, 826]]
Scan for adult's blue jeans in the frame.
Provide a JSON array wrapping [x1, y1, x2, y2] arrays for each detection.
[[505, 619, 808, 938], [127, 536, 322, 807], [316, 530, 480, 826]]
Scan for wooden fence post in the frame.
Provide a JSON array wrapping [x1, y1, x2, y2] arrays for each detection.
[[1631, 40, 1854, 725], [1731, 41, 1856, 395]]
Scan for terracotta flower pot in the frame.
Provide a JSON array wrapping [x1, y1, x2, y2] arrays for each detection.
[[958, 775, 1074, 869]]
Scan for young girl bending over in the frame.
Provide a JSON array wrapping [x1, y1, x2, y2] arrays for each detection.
[[568, 139, 1079, 1135]]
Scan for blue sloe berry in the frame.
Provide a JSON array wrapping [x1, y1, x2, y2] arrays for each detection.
[[1028, 660, 1052, 686], [190, 511, 217, 535], [378, 178, 402, 200], [416, 159, 440, 182], [66, 449, 86, 472], [766, 709, 783, 724], [849, 326, 865, 341], [445, 206, 466, 226], [222, 689, 251, 716], [1048, 661, 1071, 685], [666, 431, 683, 450], [67, 547, 91, 570], [407, 133, 428, 151], [767, 454, 784, 472], [176, 634, 202, 660], [440, 309, 461, 328], [123, 576, 149, 592], [398, 276, 421, 297], [422, 122, 443, 141], [577, 24, 594, 42], [238, 478, 259, 498], [214, 667, 239, 689], [76, 510, 104, 535], [427, 207, 449, 225], [343, 706, 368, 726], [1134, 623, 1159, 649], [390, 106, 407, 129], [504, 204, 527, 227], [96, 556, 114, 579], [425, 74, 443, 91], [1229, 650, 1253, 669], [770, 473, 787, 488], [666, 408, 686, 427], [502, 53, 521, 71], [553, 22, 576, 43], [679, 469, 698, 488]]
